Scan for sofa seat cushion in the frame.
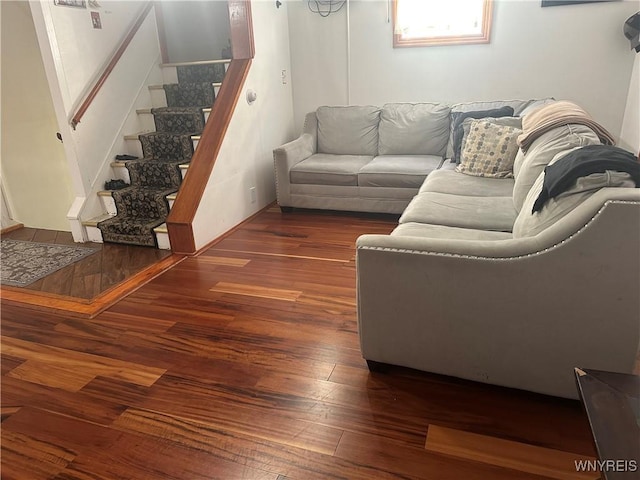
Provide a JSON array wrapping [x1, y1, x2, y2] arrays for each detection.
[[358, 155, 443, 188], [290, 154, 373, 186], [419, 169, 514, 197], [399, 192, 518, 232], [392, 222, 512, 241], [378, 103, 450, 156]]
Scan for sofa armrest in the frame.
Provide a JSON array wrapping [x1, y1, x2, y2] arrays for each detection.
[[273, 118, 317, 207], [356, 192, 640, 398], [274, 133, 316, 169]]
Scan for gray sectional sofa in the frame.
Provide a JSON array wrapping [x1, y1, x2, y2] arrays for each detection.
[[274, 100, 547, 213], [274, 100, 640, 399], [274, 103, 443, 213]]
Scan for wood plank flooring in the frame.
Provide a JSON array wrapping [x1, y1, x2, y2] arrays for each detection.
[[1, 207, 597, 479], [1, 228, 171, 300]]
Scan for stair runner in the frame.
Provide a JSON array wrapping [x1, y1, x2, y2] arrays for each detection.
[[98, 63, 226, 247]]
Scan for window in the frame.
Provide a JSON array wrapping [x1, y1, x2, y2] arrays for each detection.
[[393, 0, 493, 47]]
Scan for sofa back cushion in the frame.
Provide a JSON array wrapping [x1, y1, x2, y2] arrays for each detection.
[[317, 106, 381, 155], [378, 103, 451, 156], [446, 99, 555, 159], [512, 167, 636, 238], [512, 124, 601, 212], [519, 98, 557, 118], [455, 99, 540, 113]]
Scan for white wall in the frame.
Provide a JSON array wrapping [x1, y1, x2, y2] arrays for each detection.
[[0, 3, 13, 231], [192, 0, 294, 249], [43, 0, 147, 113], [287, 0, 348, 124], [31, 0, 162, 240], [288, 0, 639, 136], [619, 52, 639, 154], [160, 1, 231, 62], [1, 1, 74, 231]]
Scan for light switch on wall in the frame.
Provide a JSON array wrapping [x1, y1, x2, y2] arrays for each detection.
[[281, 70, 287, 84]]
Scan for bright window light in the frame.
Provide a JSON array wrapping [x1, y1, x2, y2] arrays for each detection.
[[393, 0, 493, 47]]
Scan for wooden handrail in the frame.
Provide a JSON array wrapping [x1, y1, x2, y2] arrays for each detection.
[[70, 1, 154, 129], [166, 58, 252, 254], [228, 0, 255, 60]]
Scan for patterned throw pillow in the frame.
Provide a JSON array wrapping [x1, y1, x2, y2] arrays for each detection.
[[456, 120, 521, 178], [449, 106, 515, 164]]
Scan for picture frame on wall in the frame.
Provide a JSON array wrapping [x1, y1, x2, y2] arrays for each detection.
[[541, 0, 619, 6], [53, 0, 86, 8]]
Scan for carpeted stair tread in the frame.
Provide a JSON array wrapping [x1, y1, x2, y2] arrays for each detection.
[[98, 215, 167, 248], [150, 106, 206, 114], [163, 83, 215, 108], [97, 186, 175, 247], [177, 63, 226, 84], [110, 186, 174, 217], [139, 132, 195, 161], [99, 63, 225, 248], [125, 158, 185, 189], [151, 107, 206, 134]]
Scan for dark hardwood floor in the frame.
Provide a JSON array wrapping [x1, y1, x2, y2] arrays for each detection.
[[0, 207, 597, 479], [1, 228, 171, 300]]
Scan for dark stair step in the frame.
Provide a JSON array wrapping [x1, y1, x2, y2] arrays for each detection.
[[97, 186, 175, 248], [98, 215, 166, 248], [125, 158, 186, 189], [138, 132, 195, 161], [177, 63, 226, 84], [151, 106, 207, 134], [163, 82, 215, 108]]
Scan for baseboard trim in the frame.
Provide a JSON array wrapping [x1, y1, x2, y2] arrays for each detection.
[[1, 223, 24, 235], [190, 202, 276, 257]]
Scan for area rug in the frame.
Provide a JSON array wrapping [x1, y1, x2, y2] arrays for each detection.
[[1, 239, 99, 287]]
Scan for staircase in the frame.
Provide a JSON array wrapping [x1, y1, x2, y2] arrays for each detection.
[[83, 60, 229, 249]]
